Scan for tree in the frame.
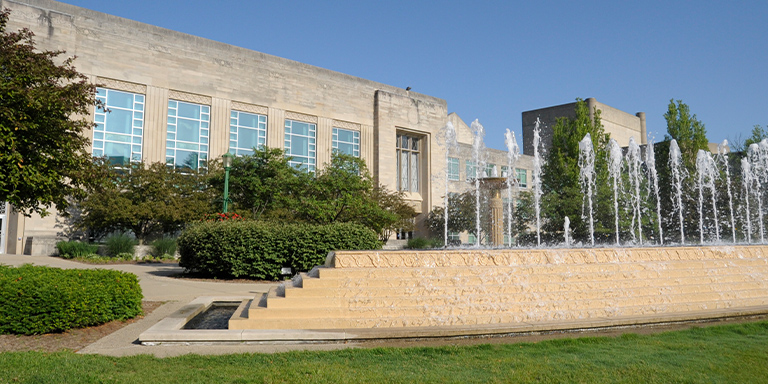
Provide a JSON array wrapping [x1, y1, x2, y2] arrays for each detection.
[[539, 98, 612, 242], [663, 99, 708, 168], [0, 9, 99, 216], [745, 124, 768, 148], [426, 190, 492, 245], [208, 147, 302, 220], [77, 162, 215, 243]]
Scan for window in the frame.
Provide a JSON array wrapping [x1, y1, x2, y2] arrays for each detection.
[[448, 231, 460, 243], [486, 163, 496, 177], [467, 233, 477, 245], [230, 111, 266, 156], [465, 160, 477, 181], [501, 166, 509, 177], [285, 119, 316, 172], [516, 168, 528, 188], [94, 88, 144, 165], [166, 100, 209, 169], [332, 127, 359, 157], [447, 157, 460, 181], [396, 134, 420, 192]]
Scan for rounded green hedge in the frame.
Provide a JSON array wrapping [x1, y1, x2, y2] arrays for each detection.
[[178, 221, 381, 280], [0, 265, 143, 335]]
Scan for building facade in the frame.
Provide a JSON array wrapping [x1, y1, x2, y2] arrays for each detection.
[[522, 98, 647, 156], [0, 1, 652, 254]]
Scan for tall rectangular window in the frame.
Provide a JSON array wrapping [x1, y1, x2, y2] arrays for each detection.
[[516, 168, 528, 188], [501, 165, 509, 177], [396, 134, 420, 192], [94, 88, 144, 165], [285, 119, 316, 172], [166, 100, 209, 169], [332, 128, 359, 157], [230, 111, 266, 156], [447, 157, 460, 181], [465, 160, 477, 181]]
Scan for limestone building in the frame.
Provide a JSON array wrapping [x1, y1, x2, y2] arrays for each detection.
[[0, 0, 648, 254], [522, 98, 647, 155]]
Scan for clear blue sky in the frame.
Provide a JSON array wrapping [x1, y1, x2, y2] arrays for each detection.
[[59, 0, 768, 151]]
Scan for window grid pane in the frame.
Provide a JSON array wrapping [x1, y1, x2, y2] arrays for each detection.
[[516, 168, 528, 188], [166, 100, 210, 169], [332, 127, 360, 157], [94, 88, 144, 165], [396, 133, 421, 192], [284, 119, 316, 172], [448, 157, 460, 181], [230, 110, 267, 156]]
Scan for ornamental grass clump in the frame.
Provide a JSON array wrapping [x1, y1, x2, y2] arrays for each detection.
[[0, 265, 143, 335], [105, 233, 137, 258], [151, 236, 177, 258], [55, 240, 99, 259]]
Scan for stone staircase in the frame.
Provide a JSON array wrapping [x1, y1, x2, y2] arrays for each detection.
[[228, 246, 768, 331]]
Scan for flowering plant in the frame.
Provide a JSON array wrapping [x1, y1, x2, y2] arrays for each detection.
[[201, 212, 244, 222]]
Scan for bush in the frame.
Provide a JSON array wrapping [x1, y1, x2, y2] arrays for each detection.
[[178, 221, 381, 280], [405, 237, 444, 249], [0, 265, 143, 335], [151, 236, 177, 258], [55, 241, 99, 259], [105, 233, 136, 257]]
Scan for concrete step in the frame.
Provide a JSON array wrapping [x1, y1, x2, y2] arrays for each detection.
[[252, 288, 768, 320], [236, 295, 768, 330], [284, 274, 766, 298]]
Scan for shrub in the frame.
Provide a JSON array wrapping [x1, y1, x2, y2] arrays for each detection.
[[178, 221, 381, 280], [405, 237, 444, 249], [151, 236, 177, 258], [105, 233, 136, 257], [55, 241, 99, 259], [0, 265, 143, 335]]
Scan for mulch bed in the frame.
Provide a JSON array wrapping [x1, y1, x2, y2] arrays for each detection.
[[0, 301, 163, 353]]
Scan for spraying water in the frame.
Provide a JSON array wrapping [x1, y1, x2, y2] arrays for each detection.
[[626, 137, 643, 244], [669, 140, 686, 244], [608, 139, 622, 245], [717, 140, 736, 243], [505, 129, 520, 246], [695, 150, 720, 243], [741, 157, 753, 243], [578, 133, 596, 246], [443, 121, 458, 247], [564, 216, 571, 247], [645, 140, 663, 245], [748, 143, 765, 243], [471, 119, 487, 246], [532, 118, 545, 246]]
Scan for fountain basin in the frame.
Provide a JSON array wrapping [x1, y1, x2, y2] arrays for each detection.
[[140, 245, 768, 344]]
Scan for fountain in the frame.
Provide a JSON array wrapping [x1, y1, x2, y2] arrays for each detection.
[[626, 137, 644, 244], [578, 134, 596, 246], [718, 140, 736, 243], [443, 121, 459, 247], [505, 129, 520, 246], [608, 139, 623, 245], [471, 120, 487, 246], [532, 118, 545, 246], [646, 139, 663, 245], [669, 140, 687, 244], [140, 127, 768, 345], [696, 149, 720, 243]]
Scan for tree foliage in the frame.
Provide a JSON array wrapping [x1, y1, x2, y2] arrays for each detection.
[[664, 99, 709, 168], [540, 98, 612, 242], [77, 161, 215, 243], [745, 124, 768, 148], [209, 147, 415, 240], [0, 9, 99, 216]]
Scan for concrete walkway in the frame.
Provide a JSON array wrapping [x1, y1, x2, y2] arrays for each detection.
[[1, 254, 353, 356]]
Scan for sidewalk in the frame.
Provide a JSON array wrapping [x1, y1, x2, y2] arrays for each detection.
[[1, 254, 350, 356]]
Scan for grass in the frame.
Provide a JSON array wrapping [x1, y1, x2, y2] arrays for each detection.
[[2, 321, 768, 383]]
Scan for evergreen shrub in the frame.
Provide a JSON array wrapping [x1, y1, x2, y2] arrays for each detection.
[[0, 265, 143, 335], [178, 221, 381, 280], [55, 241, 99, 259]]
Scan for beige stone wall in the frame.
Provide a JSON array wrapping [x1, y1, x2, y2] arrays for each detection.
[[1, 0, 448, 252]]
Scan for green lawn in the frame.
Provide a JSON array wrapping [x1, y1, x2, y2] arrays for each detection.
[[2, 321, 768, 383]]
